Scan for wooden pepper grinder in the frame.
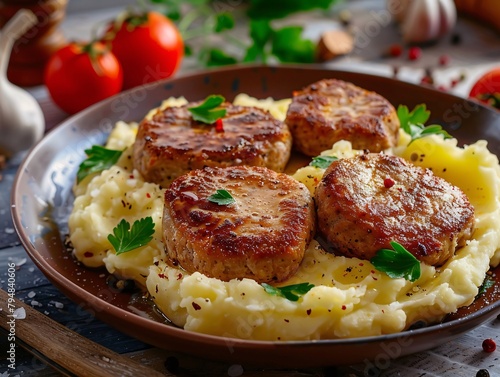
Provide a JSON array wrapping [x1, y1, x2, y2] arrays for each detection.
[[0, 0, 68, 87]]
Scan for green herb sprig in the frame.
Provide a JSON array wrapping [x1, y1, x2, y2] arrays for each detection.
[[77, 145, 123, 183], [309, 155, 338, 169], [261, 282, 315, 302], [149, 0, 338, 67], [476, 274, 495, 299], [108, 217, 155, 255], [207, 189, 235, 205], [188, 95, 227, 124], [397, 104, 452, 144], [370, 241, 421, 282]]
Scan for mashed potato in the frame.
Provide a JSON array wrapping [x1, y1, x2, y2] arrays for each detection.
[[69, 122, 165, 285], [69, 96, 500, 340]]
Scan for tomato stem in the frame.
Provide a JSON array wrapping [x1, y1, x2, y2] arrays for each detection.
[[81, 41, 107, 77], [102, 8, 149, 46]]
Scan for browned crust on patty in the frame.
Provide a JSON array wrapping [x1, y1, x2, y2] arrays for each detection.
[[163, 166, 315, 283], [315, 153, 475, 266], [133, 102, 292, 188], [285, 79, 400, 156]]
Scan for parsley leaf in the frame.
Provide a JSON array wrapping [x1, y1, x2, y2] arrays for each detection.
[[77, 145, 123, 183], [214, 12, 235, 33], [397, 104, 430, 133], [208, 189, 235, 205], [309, 155, 338, 169], [397, 104, 452, 144], [243, 19, 273, 63], [188, 95, 227, 124], [243, 21, 315, 64], [370, 241, 421, 282], [476, 274, 495, 299], [247, 0, 337, 19], [261, 282, 315, 301], [108, 217, 155, 255], [205, 48, 238, 66], [271, 26, 315, 63], [249, 19, 272, 46]]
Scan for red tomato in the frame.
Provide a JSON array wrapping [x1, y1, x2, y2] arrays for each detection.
[[44, 42, 123, 114], [108, 11, 184, 90], [469, 67, 500, 109]]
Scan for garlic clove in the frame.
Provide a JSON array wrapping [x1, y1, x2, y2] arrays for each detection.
[[401, 0, 440, 44], [437, 0, 457, 37]]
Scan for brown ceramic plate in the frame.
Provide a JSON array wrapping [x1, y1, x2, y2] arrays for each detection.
[[12, 65, 500, 368]]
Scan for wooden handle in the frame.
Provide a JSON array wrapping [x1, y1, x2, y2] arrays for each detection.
[[0, 289, 167, 377]]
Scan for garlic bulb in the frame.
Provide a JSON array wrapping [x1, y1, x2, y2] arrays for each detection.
[[0, 10, 44, 156], [388, 0, 457, 44]]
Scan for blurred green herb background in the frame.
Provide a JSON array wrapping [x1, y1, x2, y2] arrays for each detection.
[[148, 0, 340, 66]]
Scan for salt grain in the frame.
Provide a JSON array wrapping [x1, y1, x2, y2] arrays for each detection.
[[90, 189, 100, 198], [27, 291, 36, 298]]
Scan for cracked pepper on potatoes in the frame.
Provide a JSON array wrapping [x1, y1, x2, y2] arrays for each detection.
[[69, 94, 500, 340]]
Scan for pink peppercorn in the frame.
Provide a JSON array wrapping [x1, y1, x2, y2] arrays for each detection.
[[408, 47, 422, 61], [389, 44, 403, 57], [439, 55, 450, 66], [384, 178, 395, 188], [450, 78, 461, 87], [420, 75, 433, 85], [215, 118, 224, 132], [482, 338, 496, 353]]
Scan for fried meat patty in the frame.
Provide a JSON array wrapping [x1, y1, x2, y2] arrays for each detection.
[[133, 102, 292, 188], [163, 166, 315, 283], [315, 153, 475, 266], [285, 79, 400, 156]]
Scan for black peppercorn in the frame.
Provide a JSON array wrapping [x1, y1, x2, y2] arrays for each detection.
[[164, 356, 179, 373], [476, 369, 490, 377], [451, 33, 462, 45]]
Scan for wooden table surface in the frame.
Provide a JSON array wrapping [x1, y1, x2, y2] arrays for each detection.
[[1, 1, 500, 376]]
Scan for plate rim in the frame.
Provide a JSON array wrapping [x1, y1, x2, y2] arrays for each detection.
[[10, 64, 500, 366]]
